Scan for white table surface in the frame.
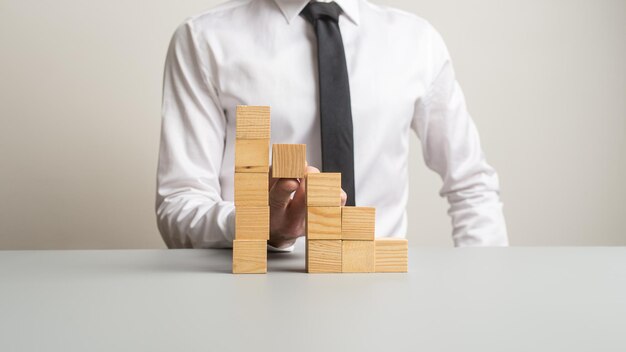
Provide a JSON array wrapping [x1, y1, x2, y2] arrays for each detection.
[[1, 242, 625, 352]]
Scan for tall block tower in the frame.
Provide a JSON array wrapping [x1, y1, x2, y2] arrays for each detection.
[[233, 106, 270, 274]]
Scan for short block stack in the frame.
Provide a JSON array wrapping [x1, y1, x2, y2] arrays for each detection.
[[375, 238, 408, 272], [233, 106, 270, 274], [305, 173, 408, 273], [341, 206, 376, 273], [306, 173, 343, 273]]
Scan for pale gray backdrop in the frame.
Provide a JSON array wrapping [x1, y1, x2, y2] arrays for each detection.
[[1, 0, 624, 249]]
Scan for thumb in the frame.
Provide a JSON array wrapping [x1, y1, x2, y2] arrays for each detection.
[[269, 178, 300, 210]]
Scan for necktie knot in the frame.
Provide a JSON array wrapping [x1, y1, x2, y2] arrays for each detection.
[[300, 2, 342, 24]]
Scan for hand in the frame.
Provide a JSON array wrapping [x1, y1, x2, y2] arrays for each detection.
[[268, 165, 347, 249]]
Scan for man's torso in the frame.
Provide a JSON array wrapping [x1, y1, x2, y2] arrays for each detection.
[[187, 0, 441, 237]]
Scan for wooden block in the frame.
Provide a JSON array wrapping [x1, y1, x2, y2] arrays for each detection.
[[306, 173, 341, 207], [272, 144, 306, 178], [233, 240, 267, 274], [236, 105, 270, 139], [235, 139, 269, 173], [342, 207, 375, 240], [375, 238, 408, 273], [307, 240, 342, 273], [234, 173, 268, 206], [306, 207, 341, 240], [235, 206, 269, 240], [342, 240, 375, 273]]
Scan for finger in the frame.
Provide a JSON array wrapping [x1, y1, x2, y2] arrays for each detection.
[[340, 189, 347, 206], [306, 165, 320, 175], [284, 165, 320, 225], [293, 165, 321, 207], [289, 175, 307, 218], [269, 178, 299, 210]]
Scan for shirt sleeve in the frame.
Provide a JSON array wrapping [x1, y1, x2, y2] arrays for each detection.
[[411, 26, 509, 247], [156, 21, 235, 249]]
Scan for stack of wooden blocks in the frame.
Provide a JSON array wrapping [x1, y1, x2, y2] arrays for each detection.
[[233, 106, 270, 274], [232, 105, 408, 274], [305, 172, 408, 273]]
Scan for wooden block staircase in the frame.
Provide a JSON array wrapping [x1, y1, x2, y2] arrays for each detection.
[[232, 105, 407, 274]]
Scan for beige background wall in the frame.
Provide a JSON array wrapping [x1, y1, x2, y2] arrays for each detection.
[[0, 0, 624, 249]]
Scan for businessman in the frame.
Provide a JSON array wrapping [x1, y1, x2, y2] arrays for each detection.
[[156, 0, 508, 250]]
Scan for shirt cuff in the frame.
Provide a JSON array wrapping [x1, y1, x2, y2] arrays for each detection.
[[267, 242, 296, 253], [226, 207, 236, 242]]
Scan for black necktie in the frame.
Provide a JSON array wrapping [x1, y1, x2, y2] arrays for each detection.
[[301, 2, 356, 206]]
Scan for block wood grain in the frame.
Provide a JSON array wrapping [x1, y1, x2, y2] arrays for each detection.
[[235, 206, 269, 240], [233, 240, 267, 274], [306, 173, 341, 207], [306, 207, 341, 240], [234, 173, 268, 206], [375, 238, 408, 273], [272, 144, 306, 178], [236, 105, 270, 139], [341, 207, 375, 240], [342, 240, 375, 273], [307, 240, 342, 273], [235, 139, 269, 173]]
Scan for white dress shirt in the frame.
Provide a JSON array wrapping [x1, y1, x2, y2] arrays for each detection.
[[156, 0, 509, 249]]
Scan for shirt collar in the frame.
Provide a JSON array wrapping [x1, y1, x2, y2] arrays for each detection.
[[273, 0, 360, 26]]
